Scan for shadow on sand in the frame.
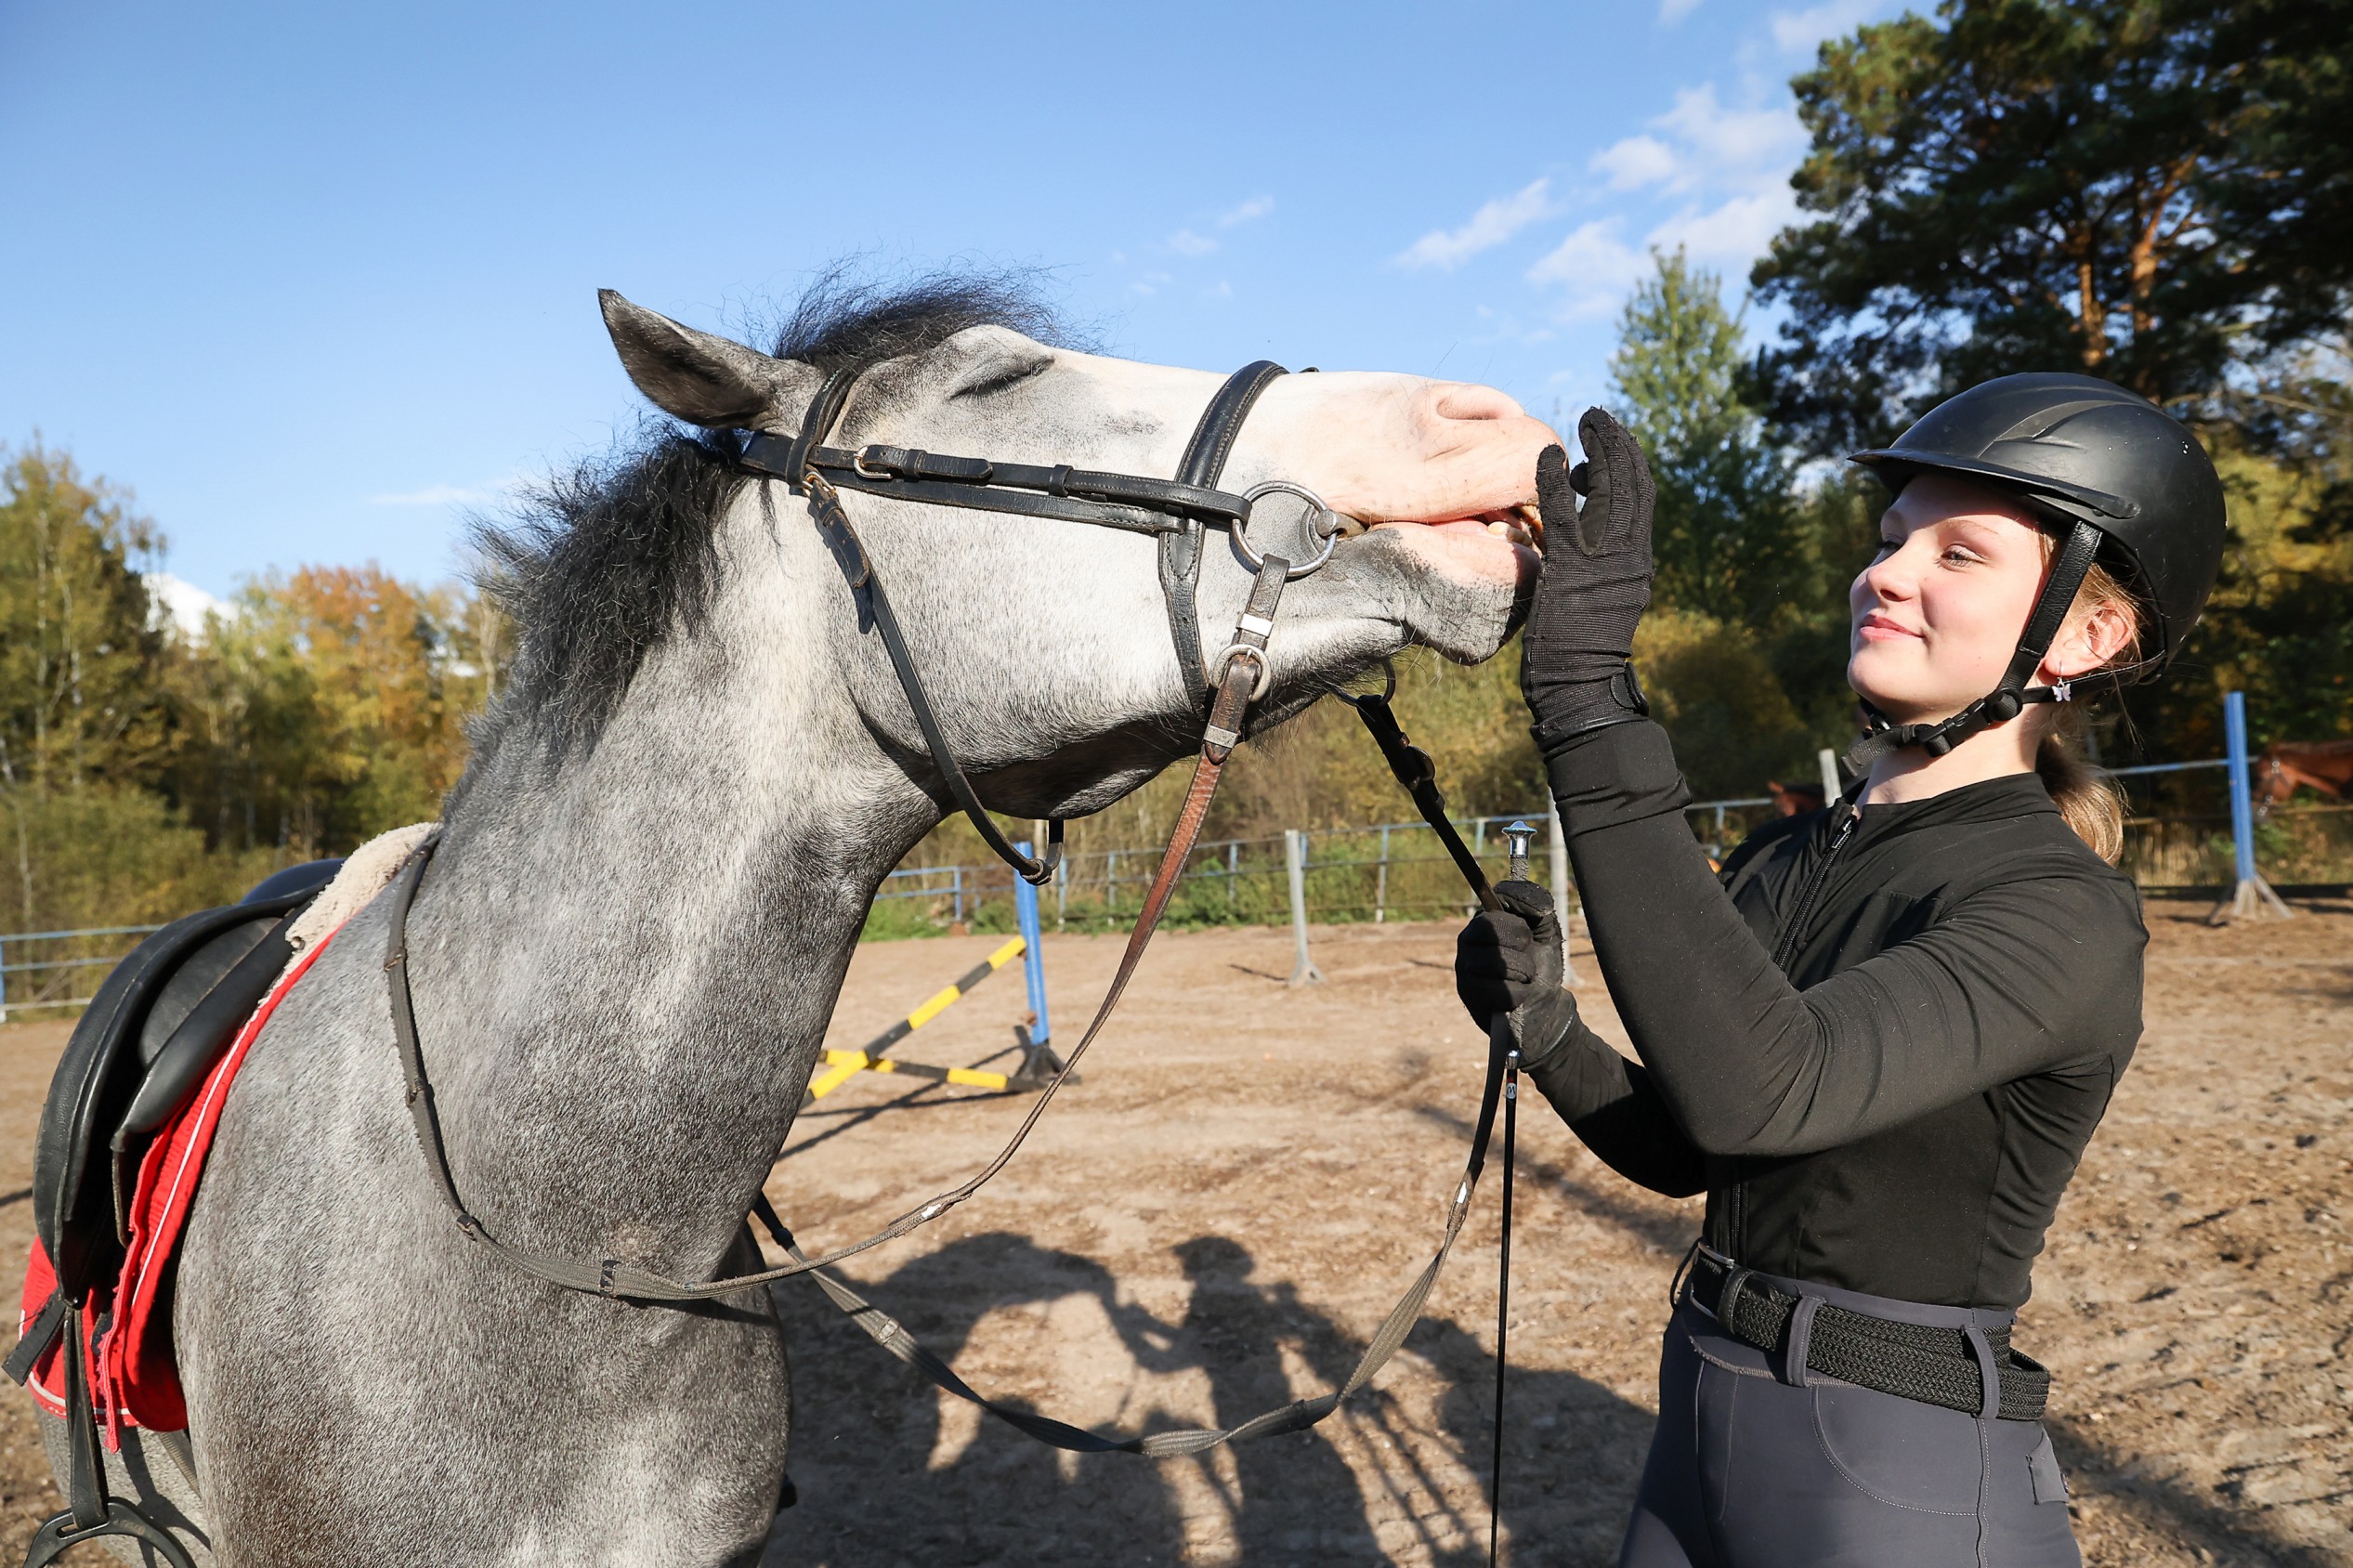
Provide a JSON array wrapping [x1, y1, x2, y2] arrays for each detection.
[[758, 1231, 1655, 1567]]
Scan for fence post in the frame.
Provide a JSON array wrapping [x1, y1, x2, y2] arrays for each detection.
[[1817, 747, 1843, 804], [1013, 841, 1053, 1058], [2214, 689, 2294, 923], [951, 866, 965, 927], [1284, 829, 1324, 986], [1055, 855, 1068, 931], [0, 933, 8, 1026], [1374, 824, 1391, 923], [1548, 803, 1576, 987]]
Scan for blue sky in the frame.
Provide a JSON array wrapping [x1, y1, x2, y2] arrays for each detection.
[[1, 0, 1901, 609]]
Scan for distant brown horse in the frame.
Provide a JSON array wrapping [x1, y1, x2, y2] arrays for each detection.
[[1768, 779, 1826, 817], [2255, 739, 2353, 817]]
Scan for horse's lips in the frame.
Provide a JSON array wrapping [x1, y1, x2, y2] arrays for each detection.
[[1360, 516, 1536, 584]]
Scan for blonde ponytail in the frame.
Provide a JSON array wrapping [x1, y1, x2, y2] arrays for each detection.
[[2036, 705, 2127, 864]]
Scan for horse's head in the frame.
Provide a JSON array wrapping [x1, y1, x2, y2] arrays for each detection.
[[587, 286, 1553, 818]]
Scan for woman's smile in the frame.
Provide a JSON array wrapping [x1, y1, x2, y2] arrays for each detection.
[[1856, 609, 1924, 643]]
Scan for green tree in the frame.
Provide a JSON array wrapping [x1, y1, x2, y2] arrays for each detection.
[[1611, 248, 1800, 626], [1753, 0, 2346, 453], [0, 444, 170, 795]]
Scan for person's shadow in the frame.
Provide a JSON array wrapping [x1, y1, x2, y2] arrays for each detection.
[[759, 1230, 1656, 1566]]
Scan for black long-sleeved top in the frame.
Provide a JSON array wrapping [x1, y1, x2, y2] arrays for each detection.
[[1529, 721, 2145, 1310]]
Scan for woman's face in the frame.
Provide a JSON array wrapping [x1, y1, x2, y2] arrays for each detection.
[[1847, 474, 2054, 724]]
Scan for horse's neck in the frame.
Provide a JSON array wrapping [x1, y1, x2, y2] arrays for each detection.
[[406, 617, 937, 1277]]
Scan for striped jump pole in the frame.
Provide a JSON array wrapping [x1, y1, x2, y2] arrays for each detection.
[[804, 935, 1027, 1102]]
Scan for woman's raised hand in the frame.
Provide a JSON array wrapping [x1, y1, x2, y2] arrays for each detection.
[[1522, 409, 1658, 750]]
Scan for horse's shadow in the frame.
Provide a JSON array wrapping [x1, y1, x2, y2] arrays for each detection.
[[758, 1231, 1654, 1567]]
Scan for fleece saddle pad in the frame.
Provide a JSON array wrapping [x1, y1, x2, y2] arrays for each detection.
[[19, 926, 339, 1441]]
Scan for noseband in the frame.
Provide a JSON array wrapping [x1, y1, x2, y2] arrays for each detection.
[[735, 359, 1339, 883]]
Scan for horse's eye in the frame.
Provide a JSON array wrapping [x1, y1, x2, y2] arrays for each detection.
[[951, 359, 1052, 401]]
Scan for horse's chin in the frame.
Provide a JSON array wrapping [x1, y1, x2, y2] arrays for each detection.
[[1347, 524, 1534, 664]]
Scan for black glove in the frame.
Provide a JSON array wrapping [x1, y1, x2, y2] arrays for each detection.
[[1522, 409, 1657, 752], [1455, 878, 1582, 1067]]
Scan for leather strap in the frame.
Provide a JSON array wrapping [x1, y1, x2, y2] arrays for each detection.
[[739, 439, 1255, 537], [16, 1302, 196, 1568], [753, 1016, 1510, 1457], [799, 461, 1063, 886], [383, 563, 1293, 1304], [1164, 360, 1288, 703]]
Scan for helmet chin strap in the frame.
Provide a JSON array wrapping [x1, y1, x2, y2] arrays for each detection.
[[1846, 519, 2106, 773]]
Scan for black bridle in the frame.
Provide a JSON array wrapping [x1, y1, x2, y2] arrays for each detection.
[[736, 359, 1327, 883]]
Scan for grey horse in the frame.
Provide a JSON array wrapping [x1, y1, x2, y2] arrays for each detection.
[[43, 276, 1552, 1565]]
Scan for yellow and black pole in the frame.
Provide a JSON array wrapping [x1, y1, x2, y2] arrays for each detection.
[[804, 936, 1028, 1102]]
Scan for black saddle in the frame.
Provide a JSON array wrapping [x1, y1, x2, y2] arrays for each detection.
[[7, 858, 341, 1568]]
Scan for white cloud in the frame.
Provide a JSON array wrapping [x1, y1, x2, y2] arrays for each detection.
[[1659, 0, 1704, 20], [1167, 229, 1218, 256], [1590, 134, 1680, 191], [1395, 178, 1553, 271], [1771, 0, 1875, 51], [1645, 188, 1802, 266], [1131, 270, 1173, 297], [1653, 84, 1804, 176], [1216, 195, 1275, 228], [1588, 86, 1802, 203], [144, 572, 233, 640], [1525, 217, 1649, 317], [1203, 280, 1234, 299]]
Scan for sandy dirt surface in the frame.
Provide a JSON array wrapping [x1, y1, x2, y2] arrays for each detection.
[[1, 898, 2346, 1566]]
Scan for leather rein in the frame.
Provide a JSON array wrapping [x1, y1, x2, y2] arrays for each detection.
[[381, 359, 1517, 1458]]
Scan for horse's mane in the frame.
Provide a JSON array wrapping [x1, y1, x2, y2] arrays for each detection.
[[464, 268, 1067, 764]]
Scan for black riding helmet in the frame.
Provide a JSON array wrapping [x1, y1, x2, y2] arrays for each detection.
[[1845, 372, 2229, 763]]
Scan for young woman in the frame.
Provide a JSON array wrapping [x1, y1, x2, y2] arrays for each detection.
[[1456, 374, 2228, 1568]]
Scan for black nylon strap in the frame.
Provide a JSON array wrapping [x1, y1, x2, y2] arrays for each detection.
[[1848, 518, 2107, 768]]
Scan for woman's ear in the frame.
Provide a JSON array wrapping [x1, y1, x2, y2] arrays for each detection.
[[2046, 596, 2137, 681]]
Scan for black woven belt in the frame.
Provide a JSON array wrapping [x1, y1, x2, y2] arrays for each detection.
[[1686, 1251, 2049, 1421]]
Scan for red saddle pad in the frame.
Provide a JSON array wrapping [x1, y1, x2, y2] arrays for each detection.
[[20, 922, 342, 1443]]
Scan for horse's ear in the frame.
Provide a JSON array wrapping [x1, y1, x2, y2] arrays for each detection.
[[598, 290, 797, 429]]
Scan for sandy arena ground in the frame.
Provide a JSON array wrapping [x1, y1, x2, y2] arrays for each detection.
[[1, 897, 2346, 1565]]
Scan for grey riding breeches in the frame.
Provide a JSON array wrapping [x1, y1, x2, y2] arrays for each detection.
[[1619, 1274, 2081, 1568]]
